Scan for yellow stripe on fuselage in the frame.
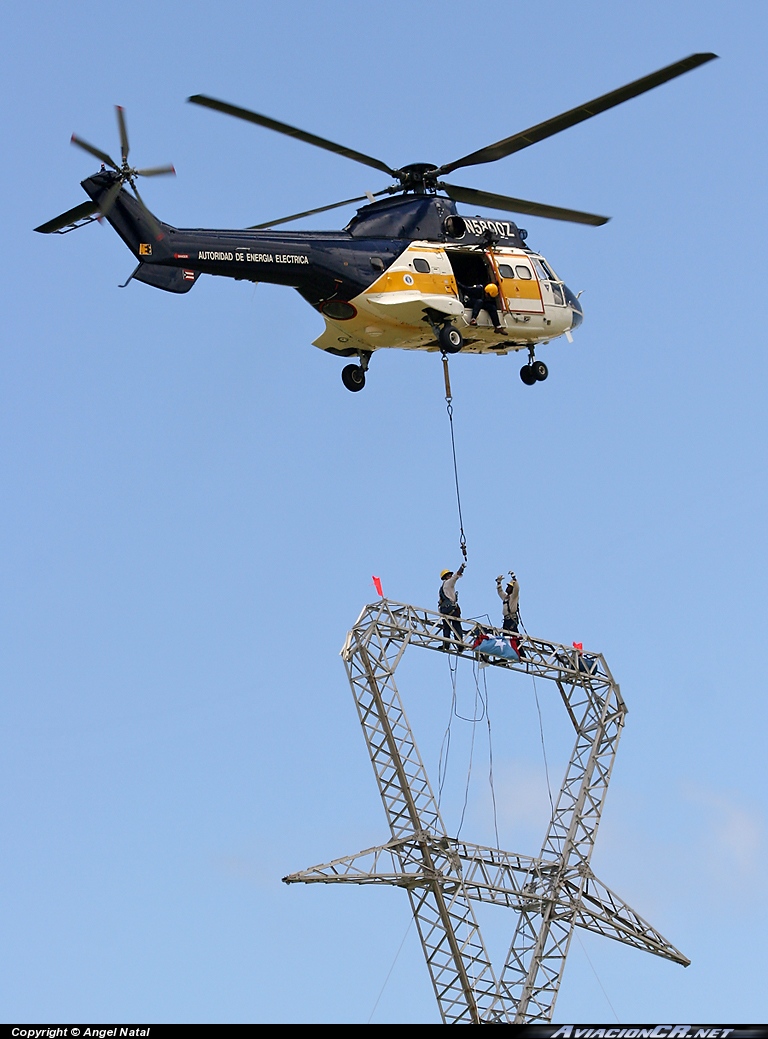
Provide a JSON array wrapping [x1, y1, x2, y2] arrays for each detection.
[[367, 268, 458, 296]]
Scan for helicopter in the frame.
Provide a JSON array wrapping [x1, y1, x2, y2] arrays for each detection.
[[36, 53, 716, 392]]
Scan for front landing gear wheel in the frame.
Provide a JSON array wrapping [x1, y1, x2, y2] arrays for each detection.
[[439, 324, 463, 354], [532, 360, 548, 381], [520, 364, 537, 386], [341, 364, 366, 392]]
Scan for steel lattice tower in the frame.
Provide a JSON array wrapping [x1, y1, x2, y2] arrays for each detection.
[[284, 600, 688, 1023]]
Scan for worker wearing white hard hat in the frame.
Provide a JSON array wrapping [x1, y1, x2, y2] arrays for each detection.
[[496, 571, 520, 633]]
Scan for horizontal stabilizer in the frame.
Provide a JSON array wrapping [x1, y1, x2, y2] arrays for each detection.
[[132, 263, 200, 294], [34, 201, 100, 234]]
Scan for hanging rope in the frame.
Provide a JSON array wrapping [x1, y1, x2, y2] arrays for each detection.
[[517, 612, 554, 814], [456, 668, 480, 840], [367, 915, 415, 1023], [481, 667, 501, 850], [450, 654, 486, 723], [438, 652, 491, 832], [531, 673, 555, 817], [437, 656, 459, 807], [442, 353, 468, 562], [576, 932, 621, 1023]]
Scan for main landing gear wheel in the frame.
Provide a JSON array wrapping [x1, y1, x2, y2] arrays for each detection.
[[532, 359, 548, 381], [520, 364, 537, 386], [342, 363, 365, 390], [439, 324, 463, 354], [341, 363, 366, 392]]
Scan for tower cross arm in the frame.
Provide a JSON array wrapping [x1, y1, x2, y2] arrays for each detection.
[[449, 842, 689, 967], [567, 870, 691, 966], [283, 835, 446, 888], [343, 600, 624, 710]]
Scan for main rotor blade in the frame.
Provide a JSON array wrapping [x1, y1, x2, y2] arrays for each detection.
[[71, 133, 119, 171], [247, 188, 393, 229], [436, 52, 718, 176], [116, 105, 129, 164], [188, 94, 397, 178], [34, 200, 100, 234], [441, 182, 609, 226], [134, 164, 176, 177]]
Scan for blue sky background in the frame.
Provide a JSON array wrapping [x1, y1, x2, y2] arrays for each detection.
[[2, 0, 766, 1024]]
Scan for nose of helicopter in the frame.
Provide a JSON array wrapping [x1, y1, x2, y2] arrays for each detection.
[[563, 284, 583, 330]]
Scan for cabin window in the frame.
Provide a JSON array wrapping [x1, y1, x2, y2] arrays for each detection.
[[413, 258, 430, 273], [498, 264, 514, 278], [515, 265, 533, 280]]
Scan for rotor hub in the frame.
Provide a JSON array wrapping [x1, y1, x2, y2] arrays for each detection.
[[396, 163, 439, 192]]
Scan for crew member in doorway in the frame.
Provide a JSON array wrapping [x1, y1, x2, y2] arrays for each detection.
[[467, 282, 507, 334], [439, 564, 466, 647], [496, 571, 520, 633]]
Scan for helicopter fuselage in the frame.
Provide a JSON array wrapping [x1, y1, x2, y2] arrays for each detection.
[[38, 56, 718, 388], [83, 171, 582, 361]]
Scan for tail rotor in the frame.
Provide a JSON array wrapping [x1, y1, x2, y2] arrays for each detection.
[[70, 105, 175, 236]]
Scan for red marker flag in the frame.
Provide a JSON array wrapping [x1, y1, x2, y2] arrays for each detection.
[[573, 642, 583, 652], [372, 576, 383, 597]]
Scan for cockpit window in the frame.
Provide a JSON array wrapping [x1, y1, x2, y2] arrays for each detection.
[[532, 258, 556, 282], [413, 258, 430, 273]]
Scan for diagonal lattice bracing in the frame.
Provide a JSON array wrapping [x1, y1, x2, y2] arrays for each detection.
[[284, 600, 687, 1022]]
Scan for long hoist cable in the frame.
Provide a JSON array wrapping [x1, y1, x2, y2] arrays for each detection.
[[442, 353, 468, 562]]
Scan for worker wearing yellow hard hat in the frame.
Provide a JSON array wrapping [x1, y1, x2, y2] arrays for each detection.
[[438, 562, 466, 650], [467, 280, 506, 334]]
